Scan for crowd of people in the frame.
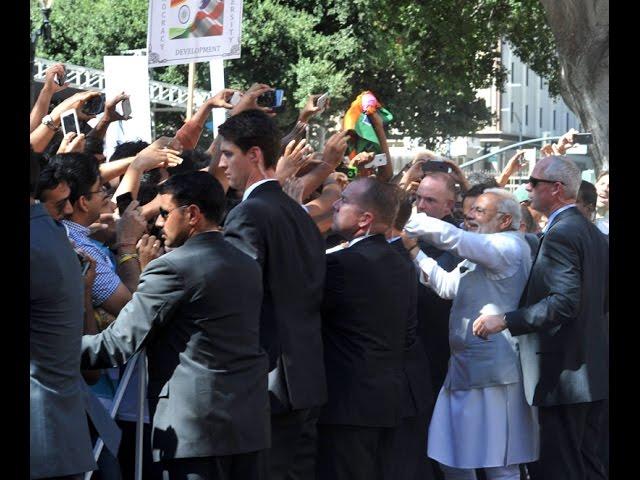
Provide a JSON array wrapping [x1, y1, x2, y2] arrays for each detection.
[[30, 61, 609, 480]]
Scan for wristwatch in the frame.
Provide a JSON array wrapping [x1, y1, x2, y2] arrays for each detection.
[[42, 114, 60, 131]]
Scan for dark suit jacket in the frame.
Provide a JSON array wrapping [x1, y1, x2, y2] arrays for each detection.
[[416, 215, 462, 393], [30, 204, 97, 478], [506, 207, 609, 406], [81, 232, 270, 460], [389, 238, 434, 416], [223, 180, 327, 412], [320, 235, 416, 427]]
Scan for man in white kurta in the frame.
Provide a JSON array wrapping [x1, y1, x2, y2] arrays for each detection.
[[403, 188, 539, 480]]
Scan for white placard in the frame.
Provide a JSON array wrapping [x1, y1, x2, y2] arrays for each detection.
[[103, 56, 152, 160], [209, 59, 225, 138], [147, 0, 243, 68]]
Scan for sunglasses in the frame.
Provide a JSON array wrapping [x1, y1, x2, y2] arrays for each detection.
[[158, 205, 188, 219], [528, 176, 565, 188]]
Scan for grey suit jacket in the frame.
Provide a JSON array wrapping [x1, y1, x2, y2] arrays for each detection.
[[506, 207, 609, 406], [30, 203, 96, 479], [81, 232, 270, 460]]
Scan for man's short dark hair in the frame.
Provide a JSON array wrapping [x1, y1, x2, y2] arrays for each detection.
[[393, 188, 413, 231], [84, 136, 105, 158], [462, 182, 492, 201], [466, 172, 499, 188], [168, 149, 212, 176], [158, 171, 226, 224], [138, 168, 164, 206], [47, 153, 100, 204], [218, 110, 281, 169], [352, 177, 399, 227], [577, 180, 597, 209], [520, 204, 538, 233], [110, 140, 149, 162]]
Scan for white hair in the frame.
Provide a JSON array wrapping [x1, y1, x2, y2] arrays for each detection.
[[483, 188, 522, 231], [541, 155, 581, 199]]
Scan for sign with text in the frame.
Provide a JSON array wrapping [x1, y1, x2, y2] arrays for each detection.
[[147, 0, 243, 68]]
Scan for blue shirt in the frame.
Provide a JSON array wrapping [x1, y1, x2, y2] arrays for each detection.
[[62, 219, 121, 306], [543, 204, 576, 233]]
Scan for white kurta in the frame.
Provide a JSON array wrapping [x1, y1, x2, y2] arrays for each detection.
[[404, 213, 540, 468]]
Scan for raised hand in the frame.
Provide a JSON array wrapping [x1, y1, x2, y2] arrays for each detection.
[[208, 88, 241, 109], [230, 83, 274, 116], [276, 138, 311, 180], [57, 131, 86, 154], [136, 234, 163, 270], [322, 130, 350, 169]]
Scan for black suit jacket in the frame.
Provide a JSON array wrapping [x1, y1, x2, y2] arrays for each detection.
[[223, 180, 327, 412], [320, 235, 416, 427], [82, 232, 270, 460], [416, 215, 462, 393], [506, 207, 609, 406], [389, 238, 434, 416]]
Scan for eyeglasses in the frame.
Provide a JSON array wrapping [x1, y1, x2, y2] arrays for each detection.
[[528, 176, 565, 188], [86, 185, 109, 197], [158, 205, 188, 220], [468, 206, 507, 216]]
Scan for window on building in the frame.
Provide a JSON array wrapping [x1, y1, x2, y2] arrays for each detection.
[[511, 62, 514, 83], [540, 77, 543, 90], [526, 67, 529, 86], [553, 110, 556, 130], [539, 108, 543, 128], [510, 102, 514, 123], [566, 112, 569, 131], [525, 105, 529, 126]]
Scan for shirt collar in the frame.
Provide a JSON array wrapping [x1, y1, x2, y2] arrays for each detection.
[[348, 233, 375, 248], [242, 178, 278, 201], [543, 204, 576, 233], [61, 219, 90, 237]]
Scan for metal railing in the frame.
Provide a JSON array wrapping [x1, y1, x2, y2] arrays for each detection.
[[85, 350, 147, 480], [33, 57, 214, 109]]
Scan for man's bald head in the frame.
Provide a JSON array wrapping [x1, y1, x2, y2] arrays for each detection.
[[415, 172, 456, 219]]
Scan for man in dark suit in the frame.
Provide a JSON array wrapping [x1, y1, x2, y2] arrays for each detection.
[[30, 151, 97, 480], [81, 172, 270, 480], [317, 177, 415, 480], [218, 108, 327, 480], [473, 155, 609, 480], [414, 172, 462, 396], [386, 192, 435, 480]]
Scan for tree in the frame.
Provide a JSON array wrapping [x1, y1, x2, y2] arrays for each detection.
[[537, 0, 608, 171], [31, 0, 607, 168]]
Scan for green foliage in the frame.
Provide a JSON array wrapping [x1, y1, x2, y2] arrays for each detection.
[[31, 0, 561, 145]]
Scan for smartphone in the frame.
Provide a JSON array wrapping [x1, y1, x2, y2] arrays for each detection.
[[316, 92, 329, 110], [422, 159, 451, 174], [229, 91, 242, 106], [116, 97, 132, 117], [258, 89, 284, 109], [573, 133, 593, 145], [82, 93, 106, 116], [363, 153, 388, 169], [116, 192, 134, 214], [60, 110, 80, 136], [77, 253, 90, 276], [53, 66, 66, 87]]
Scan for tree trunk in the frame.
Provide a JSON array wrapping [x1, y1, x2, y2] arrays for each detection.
[[539, 0, 609, 172]]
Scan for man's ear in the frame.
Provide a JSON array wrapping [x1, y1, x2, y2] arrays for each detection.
[[358, 211, 374, 230], [77, 196, 89, 214], [500, 213, 513, 231], [445, 198, 456, 216]]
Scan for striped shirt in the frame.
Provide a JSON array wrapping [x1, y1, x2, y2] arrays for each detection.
[[62, 219, 121, 306]]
